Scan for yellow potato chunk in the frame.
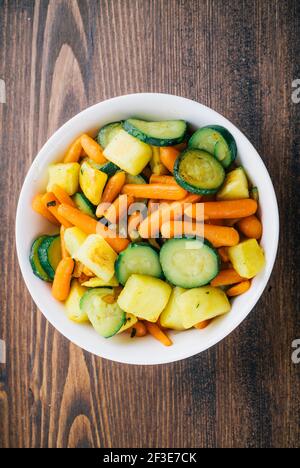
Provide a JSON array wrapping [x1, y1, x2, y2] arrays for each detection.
[[150, 146, 169, 175], [47, 162, 80, 195], [228, 239, 265, 279], [82, 276, 119, 288], [74, 234, 117, 282], [79, 161, 108, 205], [160, 287, 187, 330], [217, 167, 249, 200], [103, 129, 152, 176], [117, 274, 172, 322], [65, 280, 88, 323], [64, 227, 87, 257]]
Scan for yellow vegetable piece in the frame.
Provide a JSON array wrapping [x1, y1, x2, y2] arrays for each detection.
[[150, 146, 169, 175], [74, 234, 117, 282], [65, 280, 88, 323], [228, 238, 265, 279], [47, 163, 80, 196], [160, 287, 187, 330], [79, 161, 108, 205], [217, 167, 249, 200], [82, 275, 119, 288], [177, 286, 231, 329], [64, 227, 87, 257], [103, 129, 152, 176], [117, 274, 172, 322], [117, 313, 138, 334]]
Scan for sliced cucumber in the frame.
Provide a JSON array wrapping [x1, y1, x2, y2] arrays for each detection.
[[97, 122, 123, 148], [38, 235, 62, 280], [115, 243, 163, 285], [123, 119, 187, 146], [217, 167, 249, 200], [80, 288, 126, 338], [174, 148, 225, 194], [73, 193, 96, 217], [159, 238, 220, 288], [188, 125, 237, 168], [29, 236, 51, 281]]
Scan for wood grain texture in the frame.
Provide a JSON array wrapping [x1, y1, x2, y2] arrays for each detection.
[[0, 0, 299, 448]]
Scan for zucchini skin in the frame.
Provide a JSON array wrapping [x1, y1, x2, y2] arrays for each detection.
[[38, 235, 61, 280], [99, 161, 119, 177], [97, 121, 123, 148], [174, 149, 225, 195], [73, 193, 96, 217], [123, 119, 187, 147], [29, 236, 51, 281]]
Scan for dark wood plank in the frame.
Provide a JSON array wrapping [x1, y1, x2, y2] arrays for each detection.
[[0, 0, 299, 448]]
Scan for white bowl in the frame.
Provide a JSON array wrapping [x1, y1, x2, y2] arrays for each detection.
[[16, 93, 279, 365]]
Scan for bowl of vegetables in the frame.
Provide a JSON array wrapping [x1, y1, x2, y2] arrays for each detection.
[[16, 93, 279, 365]]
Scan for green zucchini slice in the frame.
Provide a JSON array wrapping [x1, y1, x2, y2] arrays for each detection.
[[73, 193, 96, 217], [97, 122, 123, 148], [159, 238, 220, 288], [115, 243, 163, 285], [38, 235, 62, 280], [29, 236, 51, 281], [174, 149, 225, 194], [80, 288, 126, 338], [188, 125, 237, 168], [123, 119, 187, 146]]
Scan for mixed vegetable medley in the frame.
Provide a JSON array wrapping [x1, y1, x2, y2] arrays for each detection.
[[30, 117, 265, 346]]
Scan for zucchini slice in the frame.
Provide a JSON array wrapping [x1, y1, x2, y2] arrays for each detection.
[[84, 158, 119, 177], [97, 122, 123, 148], [80, 288, 126, 338], [73, 192, 96, 217], [29, 236, 51, 281], [123, 119, 187, 146], [115, 243, 163, 285], [188, 125, 237, 168], [174, 149, 225, 194], [159, 238, 220, 288], [38, 235, 62, 280]]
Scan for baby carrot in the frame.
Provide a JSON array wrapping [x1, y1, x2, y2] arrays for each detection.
[[52, 257, 74, 301], [237, 215, 262, 239], [211, 268, 245, 287], [32, 194, 60, 225], [185, 199, 258, 220], [96, 222, 130, 253], [122, 183, 187, 200], [227, 280, 251, 297], [52, 184, 76, 207], [149, 175, 178, 185], [60, 225, 69, 259], [194, 319, 211, 329], [159, 147, 180, 173], [104, 194, 134, 223], [130, 321, 147, 337], [144, 321, 173, 346], [96, 171, 126, 217], [42, 193, 72, 228], [128, 211, 144, 239], [57, 204, 98, 234], [80, 134, 106, 164], [63, 136, 82, 163], [218, 247, 230, 263]]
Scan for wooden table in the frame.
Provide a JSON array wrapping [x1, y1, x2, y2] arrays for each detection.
[[0, 0, 299, 448]]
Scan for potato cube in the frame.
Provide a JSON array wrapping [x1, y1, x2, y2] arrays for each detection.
[[64, 227, 87, 257], [228, 239, 265, 279], [81, 276, 119, 288], [47, 163, 80, 195], [79, 161, 108, 205], [65, 280, 88, 323], [160, 287, 186, 330]]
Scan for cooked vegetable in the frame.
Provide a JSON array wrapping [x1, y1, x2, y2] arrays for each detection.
[[185, 199, 258, 219], [160, 287, 187, 330], [128, 211, 144, 241], [73, 193, 96, 217], [64, 226, 87, 257], [58, 204, 98, 234], [218, 247, 230, 263], [217, 167, 249, 200], [228, 239, 265, 279], [60, 226, 68, 258], [29, 236, 51, 281], [104, 194, 134, 224], [117, 274, 172, 322], [150, 146, 169, 175], [177, 286, 231, 328], [115, 243, 163, 285], [52, 184, 76, 207], [94, 221, 130, 253], [188, 125, 237, 168], [160, 238, 220, 288], [52, 257, 74, 301], [47, 162, 80, 196], [210, 268, 245, 287], [42, 192, 72, 227], [227, 280, 251, 297], [122, 183, 187, 200], [38, 235, 62, 280], [174, 149, 225, 194], [250, 186, 259, 201], [103, 129, 152, 176], [144, 322, 173, 346], [237, 215, 262, 239], [149, 175, 178, 185], [80, 288, 126, 338], [159, 147, 180, 173], [79, 161, 108, 205], [63, 136, 82, 163], [96, 171, 126, 217], [81, 276, 119, 287], [80, 134, 106, 164], [123, 119, 187, 146], [117, 313, 138, 334], [74, 234, 117, 282], [65, 280, 88, 322], [194, 320, 211, 329], [97, 121, 123, 148], [32, 194, 60, 225], [128, 320, 147, 337]]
